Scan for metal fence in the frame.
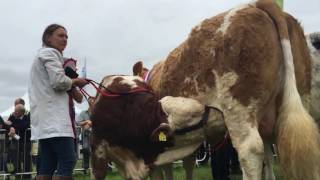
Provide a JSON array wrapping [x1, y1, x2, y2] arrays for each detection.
[[0, 127, 92, 179], [0, 126, 212, 179]]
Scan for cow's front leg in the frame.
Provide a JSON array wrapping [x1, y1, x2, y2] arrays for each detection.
[[225, 113, 264, 180], [183, 155, 195, 180], [91, 141, 109, 180]]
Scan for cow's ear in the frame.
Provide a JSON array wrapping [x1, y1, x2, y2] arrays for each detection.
[[133, 61, 143, 76], [150, 123, 174, 145]]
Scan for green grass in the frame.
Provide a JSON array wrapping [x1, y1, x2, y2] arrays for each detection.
[[72, 163, 284, 180], [0, 159, 284, 180], [72, 165, 214, 180]]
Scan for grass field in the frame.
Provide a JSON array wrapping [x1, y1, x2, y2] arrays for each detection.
[[72, 163, 284, 180], [0, 159, 284, 180]]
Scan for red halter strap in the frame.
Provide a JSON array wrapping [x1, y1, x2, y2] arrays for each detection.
[[80, 79, 152, 99]]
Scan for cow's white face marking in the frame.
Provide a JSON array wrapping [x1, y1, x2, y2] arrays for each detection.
[[216, 4, 250, 35], [160, 96, 204, 130]]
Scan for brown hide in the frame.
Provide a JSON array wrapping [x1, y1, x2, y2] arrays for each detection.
[[285, 13, 311, 95], [91, 76, 171, 164], [133, 61, 143, 76], [139, 8, 311, 139]]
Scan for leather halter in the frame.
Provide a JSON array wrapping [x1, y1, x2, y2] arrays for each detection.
[[80, 79, 153, 100]]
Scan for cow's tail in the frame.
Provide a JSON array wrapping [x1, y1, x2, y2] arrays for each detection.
[[255, 0, 320, 179]]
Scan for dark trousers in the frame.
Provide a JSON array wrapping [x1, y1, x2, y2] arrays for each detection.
[[211, 139, 240, 180], [39, 137, 76, 176], [211, 142, 231, 180]]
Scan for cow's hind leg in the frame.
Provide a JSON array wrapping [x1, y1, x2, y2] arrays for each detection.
[[91, 143, 109, 180], [263, 142, 276, 180], [225, 113, 264, 180], [183, 155, 195, 180]]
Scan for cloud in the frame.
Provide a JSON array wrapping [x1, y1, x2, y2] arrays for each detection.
[[0, 0, 319, 112]]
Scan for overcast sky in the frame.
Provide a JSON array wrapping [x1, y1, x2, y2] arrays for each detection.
[[0, 0, 319, 113]]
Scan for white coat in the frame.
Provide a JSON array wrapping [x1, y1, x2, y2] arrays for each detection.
[[28, 47, 74, 140]]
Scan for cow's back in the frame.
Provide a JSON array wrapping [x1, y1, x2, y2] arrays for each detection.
[[149, 6, 284, 107]]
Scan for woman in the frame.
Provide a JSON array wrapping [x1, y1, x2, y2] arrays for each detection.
[[28, 24, 88, 180]]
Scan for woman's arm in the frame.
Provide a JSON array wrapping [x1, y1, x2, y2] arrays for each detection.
[[68, 87, 83, 103]]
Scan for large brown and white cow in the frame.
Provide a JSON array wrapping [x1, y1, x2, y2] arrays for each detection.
[[133, 32, 320, 180], [90, 0, 320, 179]]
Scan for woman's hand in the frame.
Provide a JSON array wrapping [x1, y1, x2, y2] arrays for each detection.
[[80, 120, 92, 130], [8, 127, 16, 137], [72, 78, 88, 88]]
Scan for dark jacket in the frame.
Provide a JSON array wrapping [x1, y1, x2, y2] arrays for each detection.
[[6, 113, 31, 143]]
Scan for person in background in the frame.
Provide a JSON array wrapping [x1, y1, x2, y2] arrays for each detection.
[[28, 23, 88, 180], [76, 97, 95, 173], [0, 115, 6, 172], [14, 98, 26, 107], [5, 104, 31, 178], [210, 137, 241, 180]]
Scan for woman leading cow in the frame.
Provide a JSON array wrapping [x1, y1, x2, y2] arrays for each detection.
[[28, 24, 88, 180]]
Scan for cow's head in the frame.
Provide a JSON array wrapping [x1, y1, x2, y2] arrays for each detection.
[[91, 75, 175, 177]]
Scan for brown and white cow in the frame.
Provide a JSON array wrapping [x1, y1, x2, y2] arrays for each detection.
[[133, 32, 320, 180], [91, 0, 320, 179], [90, 75, 226, 180]]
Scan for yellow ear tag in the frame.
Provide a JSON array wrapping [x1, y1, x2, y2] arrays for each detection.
[[158, 132, 167, 142]]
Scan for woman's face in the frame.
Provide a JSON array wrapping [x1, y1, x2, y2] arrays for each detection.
[[47, 27, 68, 52]]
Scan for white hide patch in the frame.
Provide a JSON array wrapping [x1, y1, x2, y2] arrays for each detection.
[[94, 140, 149, 180], [183, 75, 200, 94], [281, 39, 296, 78], [101, 75, 143, 89], [280, 39, 305, 109], [193, 70, 260, 149], [97, 75, 144, 102], [154, 142, 202, 166], [95, 140, 108, 159], [193, 70, 265, 179], [160, 96, 205, 130], [216, 4, 250, 35], [119, 76, 144, 88]]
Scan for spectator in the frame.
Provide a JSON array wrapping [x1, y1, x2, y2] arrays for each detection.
[[0, 115, 7, 172], [210, 136, 241, 180], [76, 97, 95, 173], [5, 104, 32, 179], [28, 23, 88, 180], [14, 98, 25, 107]]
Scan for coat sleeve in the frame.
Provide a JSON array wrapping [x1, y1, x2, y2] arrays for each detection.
[[38, 48, 73, 92]]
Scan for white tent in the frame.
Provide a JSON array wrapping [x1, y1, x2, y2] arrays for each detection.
[[0, 93, 82, 119]]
